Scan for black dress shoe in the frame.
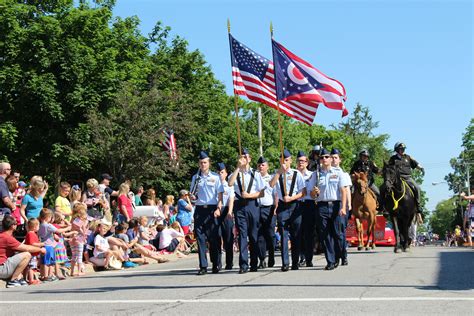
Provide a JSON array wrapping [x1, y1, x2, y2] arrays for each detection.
[[212, 266, 220, 274], [258, 260, 267, 269], [249, 266, 258, 272], [334, 260, 340, 269], [268, 257, 275, 268], [224, 265, 233, 270], [324, 264, 335, 271], [306, 261, 313, 267], [298, 259, 306, 267], [341, 259, 348, 266], [197, 268, 208, 275], [291, 264, 299, 271], [238, 268, 248, 274], [281, 265, 289, 272]]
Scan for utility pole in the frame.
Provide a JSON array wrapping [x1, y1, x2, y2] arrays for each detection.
[[258, 106, 263, 157]]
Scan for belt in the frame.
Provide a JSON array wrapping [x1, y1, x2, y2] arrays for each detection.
[[317, 201, 340, 206], [278, 200, 297, 205], [196, 204, 217, 209]]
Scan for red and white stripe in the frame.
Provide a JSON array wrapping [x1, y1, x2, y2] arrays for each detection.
[[162, 130, 177, 160], [232, 63, 318, 125], [276, 44, 348, 117]]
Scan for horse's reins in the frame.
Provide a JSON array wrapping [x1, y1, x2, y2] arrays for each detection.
[[391, 179, 414, 210]]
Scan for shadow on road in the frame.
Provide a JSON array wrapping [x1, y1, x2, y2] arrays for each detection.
[[431, 250, 474, 291]]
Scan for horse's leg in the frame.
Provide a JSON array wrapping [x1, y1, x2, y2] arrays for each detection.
[[392, 214, 400, 253], [370, 216, 377, 250], [365, 214, 371, 251], [355, 218, 363, 251]]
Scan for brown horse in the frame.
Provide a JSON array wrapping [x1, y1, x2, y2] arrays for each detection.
[[352, 172, 378, 250]]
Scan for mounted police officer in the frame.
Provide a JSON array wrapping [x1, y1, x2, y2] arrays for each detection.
[[309, 148, 349, 270], [216, 162, 235, 271], [350, 149, 381, 210], [190, 151, 224, 275], [257, 156, 276, 269], [228, 149, 266, 274], [269, 149, 306, 271], [388, 142, 424, 218]]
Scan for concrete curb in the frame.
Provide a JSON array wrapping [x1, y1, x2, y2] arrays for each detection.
[[1, 253, 195, 288]]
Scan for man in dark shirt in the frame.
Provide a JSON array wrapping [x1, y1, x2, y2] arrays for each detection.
[[388, 142, 424, 215]]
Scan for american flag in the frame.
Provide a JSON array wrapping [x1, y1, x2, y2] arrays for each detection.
[[229, 34, 317, 125], [162, 129, 177, 160], [273, 40, 348, 117]]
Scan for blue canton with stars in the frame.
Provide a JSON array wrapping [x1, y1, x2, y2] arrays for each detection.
[[271, 40, 322, 101], [230, 34, 270, 81]]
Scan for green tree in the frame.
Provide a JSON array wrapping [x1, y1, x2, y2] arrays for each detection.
[[331, 102, 390, 182], [446, 118, 473, 193], [0, 0, 150, 180], [430, 197, 463, 238]]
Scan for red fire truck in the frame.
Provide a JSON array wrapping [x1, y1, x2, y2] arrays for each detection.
[[346, 214, 396, 247]]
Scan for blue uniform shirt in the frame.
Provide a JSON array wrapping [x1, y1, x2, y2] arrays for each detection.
[[258, 173, 275, 207], [275, 168, 306, 201], [333, 167, 352, 201], [221, 180, 235, 207], [298, 169, 314, 201], [233, 169, 266, 200], [190, 171, 223, 205], [308, 167, 347, 202]]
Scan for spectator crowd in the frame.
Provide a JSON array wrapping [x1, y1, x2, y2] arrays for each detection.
[[0, 162, 191, 288]]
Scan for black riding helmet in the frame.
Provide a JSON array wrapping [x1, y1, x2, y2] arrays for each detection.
[[359, 149, 369, 157], [394, 142, 406, 151]]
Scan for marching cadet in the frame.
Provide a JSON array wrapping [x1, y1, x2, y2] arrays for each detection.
[[330, 148, 352, 266], [309, 148, 349, 270], [190, 151, 223, 275], [269, 149, 306, 271], [228, 149, 266, 274], [295, 150, 317, 267], [257, 156, 277, 269], [216, 162, 235, 270]]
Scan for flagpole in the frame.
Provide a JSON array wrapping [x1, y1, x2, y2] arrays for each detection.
[[270, 22, 287, 196], [228, 19, 245, 192]]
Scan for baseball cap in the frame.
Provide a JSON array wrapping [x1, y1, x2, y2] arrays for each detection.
[[100, 173, 113, 181]]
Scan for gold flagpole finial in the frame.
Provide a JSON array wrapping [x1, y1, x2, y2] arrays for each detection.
[[270, 21, 273, 38], [227, 19, 231, 33]]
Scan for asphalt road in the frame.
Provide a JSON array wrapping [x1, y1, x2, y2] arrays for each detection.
[[1, 246, 473, 315]]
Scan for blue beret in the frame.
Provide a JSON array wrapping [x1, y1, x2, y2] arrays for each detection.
[[319, 148, 330, 156], [297, 150, 306, 158], [330, 148, 341, 155], [283, 149, 291, 158], [242, 148, 250, 155], [216, 162, 226, 171], [257, 156, 267, 164], [198, 151, 209, 160]]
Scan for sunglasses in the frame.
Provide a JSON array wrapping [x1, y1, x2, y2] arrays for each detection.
[[320, 155, 331, 159]]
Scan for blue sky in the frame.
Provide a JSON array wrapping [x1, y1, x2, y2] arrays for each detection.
[[113, 0, 473, 211]]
